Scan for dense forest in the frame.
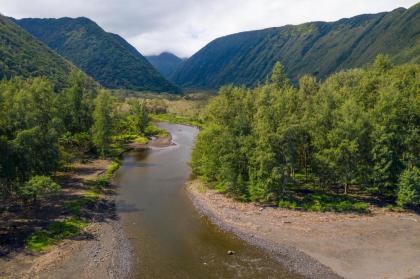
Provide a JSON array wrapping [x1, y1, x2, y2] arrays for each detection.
[[191, 56, 419, 210], [0, 15, 81, 89], [0, 72, 152, 202], [173, 3, 420, 89], [16, 17, 179, 93]]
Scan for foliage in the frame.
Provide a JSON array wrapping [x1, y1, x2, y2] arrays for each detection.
[[128, 99, 150, 134], [0, 72, 149, 200], [16, 17, 180, 93], [152, 113, 203, 128], [397, 167, 420, 207], [172, 4, 420, 89], [192, 59, 419, 208], [279, 193, 369, 213], [27, 218, 88, 251], [144, 124, 170, 137], [92, 90, 113, 157], [18, 176, 60, 203], [93, 161, 120, 187], [0, 15, 80, 89]]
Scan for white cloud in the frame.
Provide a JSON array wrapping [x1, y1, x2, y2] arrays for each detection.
[[0, 0, 417, 57]]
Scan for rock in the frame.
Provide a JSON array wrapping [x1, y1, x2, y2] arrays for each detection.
[[259, 207, 264, 211], [227, 250, 235, 255]]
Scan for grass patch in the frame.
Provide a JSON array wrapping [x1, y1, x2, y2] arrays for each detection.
[[144, 123, 170, 137], [152, 113, 203, 128], [385, 204, 406, 212], [279, 192, 370, 213], [134, 135, 149, 144], [27, 218, 88, 251], [65, 187, 101, 216], [94, 161, 120, 187]]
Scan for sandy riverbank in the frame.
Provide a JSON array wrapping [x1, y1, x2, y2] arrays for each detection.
[[187, 180, 420, 279]]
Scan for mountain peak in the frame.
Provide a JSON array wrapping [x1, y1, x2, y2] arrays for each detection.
[[16, 17, 180, 93], [146, 52, 185, 79]]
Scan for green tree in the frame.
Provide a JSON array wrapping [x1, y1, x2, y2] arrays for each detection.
[[129, 100, 149, 134], [18, 176, 60, 203], [397, 167, 420, 207], [92, 90, 113, 157], [271, 62, 290, 89], [57, 71, 97, 133]]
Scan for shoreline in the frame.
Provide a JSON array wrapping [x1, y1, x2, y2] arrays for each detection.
[[0, 158, 133, 279], [186, 181, 340, 279], [0, 130, 174, 279], [186, 180, 420, 279]]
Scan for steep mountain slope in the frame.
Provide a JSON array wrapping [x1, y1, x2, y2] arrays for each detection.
[[0, 14, 78, 88], [146, 52, 185, 79], [16, 17, 179, 93], [172, 3, 420, 89]]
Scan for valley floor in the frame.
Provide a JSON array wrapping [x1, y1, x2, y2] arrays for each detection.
[[187, 180, 420, 279]]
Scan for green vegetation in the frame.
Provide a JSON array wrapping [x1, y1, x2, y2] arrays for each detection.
[[93, 161, 120, 187], [397, 167, 420, 207], [18, 176, 60, 203], [146, 52, 185, 79], [27, 218, 88, 251], [191, 57, 419, 211], [279, 193, 369, 213], [16, 17, 180, 93], [0, 15, 82, 89], [0, 69, 159, 202], [93, 91, 114, 157], [152, 113, 203, 128], [173, 3, 420, 89]]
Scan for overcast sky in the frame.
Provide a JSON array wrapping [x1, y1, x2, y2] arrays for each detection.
[[1, 0, 418, 57]]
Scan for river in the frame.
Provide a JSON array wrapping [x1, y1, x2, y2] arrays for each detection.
[[115, 123, 301, 279]]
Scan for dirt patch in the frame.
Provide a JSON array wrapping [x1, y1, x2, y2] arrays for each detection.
[[187, 180, 420, 279], [0, 159, 132, 279]]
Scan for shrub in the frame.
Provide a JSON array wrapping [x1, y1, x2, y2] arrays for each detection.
[[397, 167, 420, 207], [18, 176, 60, 203], [278, 200, 298, 209]]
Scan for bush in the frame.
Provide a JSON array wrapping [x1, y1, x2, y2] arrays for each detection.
[[397, 167, 420, 207], [276, 193, 369, 213], [278, 200, 298, 209], [18, 176, 60, 202], [144, 124, 169, 137], [301, 193, 369, 213]]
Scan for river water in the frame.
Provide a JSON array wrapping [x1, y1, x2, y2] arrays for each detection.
[[115, 123, 301, 279]]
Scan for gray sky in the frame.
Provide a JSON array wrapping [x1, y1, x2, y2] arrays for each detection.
[[1, 0, 418, 57]]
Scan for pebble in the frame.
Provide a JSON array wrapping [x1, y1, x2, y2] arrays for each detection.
[[227, 250, 235, 255]]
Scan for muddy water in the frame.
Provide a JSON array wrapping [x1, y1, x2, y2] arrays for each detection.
[[115, 123, 301, 279]]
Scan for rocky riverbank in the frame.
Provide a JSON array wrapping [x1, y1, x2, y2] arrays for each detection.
[[0, 158, 133, 279], [187, 180, 420, 279]]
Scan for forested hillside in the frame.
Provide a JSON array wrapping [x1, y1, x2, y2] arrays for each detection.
[[146, 52, 185, 79], [192, 56, 420, 209], [173, 3, 420, 89], [16, 17, 180, 93], [0, 15, 80, 89]]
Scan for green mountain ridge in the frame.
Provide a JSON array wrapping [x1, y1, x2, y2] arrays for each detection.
[[0, 14, 81, 88], [16, 17, 180, 93], [146, 52, 185, 79], [172, 4, 420, 89]]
